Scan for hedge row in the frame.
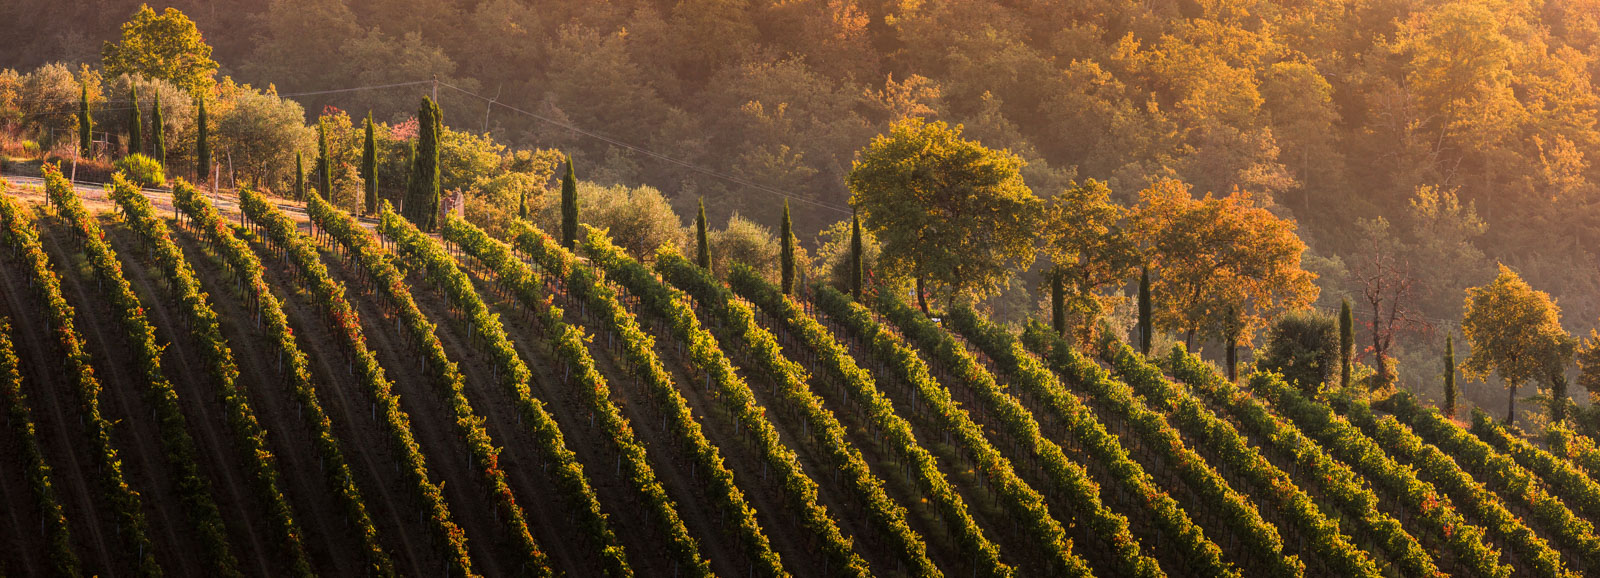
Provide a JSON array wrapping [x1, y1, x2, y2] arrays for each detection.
[[946, 304, 1233, 578], [171, 183, 395, 576], [238, 188, 474, 576], [112, 177, 314, 576], [1017, 322, 1303, 577], [49, 171, 240, 577], [516, 222, 788, 577], [453, 217, 711, 577], [0, 178, 160, 576]]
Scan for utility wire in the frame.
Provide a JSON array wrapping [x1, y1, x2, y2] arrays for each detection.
[[437, 80, 853, 215]]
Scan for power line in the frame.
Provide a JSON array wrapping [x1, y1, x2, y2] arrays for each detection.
[[11, 76, 855, 215], [436, 80, 853, 215]]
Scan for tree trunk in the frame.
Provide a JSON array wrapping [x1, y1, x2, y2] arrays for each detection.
[[916, 277, 929, 315], [1505, 383, 1517, 426], [1226, 338, 1237, 383]]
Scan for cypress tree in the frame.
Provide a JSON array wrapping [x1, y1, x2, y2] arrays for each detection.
[[1138, 266, 1152, 355], [780, 200, 795, 294], [1444, 335, 1457, 419], [362, 112, 377, 215], [126, 83, 141, 156], [850, 211, 863, 301], [1051, 268, 1066, 336], [195, 97, 210, 185], [1225, 306, 1240, 382], [695, 198, 712, 271], [294, 152, 305, 202], [518, 190, 528, 220], [151, 92, 165, 166], [403, 96, 442, 231], [1339, 298, 1354, 388], [316, 120, 331, 201], [560, 156, 578, 249], [78, 81, 93, 158]]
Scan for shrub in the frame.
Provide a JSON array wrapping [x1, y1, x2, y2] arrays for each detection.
[[1257, 310, 1340, 394], [114, 153, 166, 188]]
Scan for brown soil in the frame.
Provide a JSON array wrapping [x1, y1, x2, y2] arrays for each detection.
[[316, 248, 517, 576], [400, 264, 614, 575], [37, 214, 209, 576], [475, 269, 748, 577], [104, 220, 281, 576], [173, 222, 377, 575], [243, 228, 448, 577], [0, 211, 120, 575]]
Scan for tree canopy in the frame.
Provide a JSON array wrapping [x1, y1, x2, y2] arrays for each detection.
[[100, 5, 217, 94], [1133, 180, 1319, 349], [1461, 264, 1576, 425], [848, 118, 1041, 306]]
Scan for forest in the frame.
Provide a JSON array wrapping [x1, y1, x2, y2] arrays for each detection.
[[2, 2, 1600, 577]]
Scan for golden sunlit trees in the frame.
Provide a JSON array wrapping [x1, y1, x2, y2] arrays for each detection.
[[1462, 265, 1577, 426], [100, 5, 218, 94], [1041, 178, 1139, 343], [1133, 179, 1318, 380], [848, 118, 1042, 313]]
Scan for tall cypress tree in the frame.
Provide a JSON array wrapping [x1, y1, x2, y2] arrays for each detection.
[[518, 190, 528, 220], [195, 97, 210, 185], [126, 83, 141, 156], [1339, 298, 1354, 389], [1051, 268, 1066, 336], [78, 81, 93, 159], [560, 156, 578, 249], [1137, 266, 1152, 355], [403, 96, 442, 230], [1444, 335, 1457, 419], [780, 200, 795, 294], [316, 120, 331, 201], [362, 112, 377, 215], [695, 198, 712, 271], [294, 152, 306, 202], [151, 92, 165, 166], [850, 211, 863, 301]]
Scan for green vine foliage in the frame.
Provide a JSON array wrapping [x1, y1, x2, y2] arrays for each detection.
[[171, 182, 395, 576], [1222, 349, 1509, 578], [1380, 391, 1586, 577], [811, 284, 1015, 578], [52, 170, 240, 577], [0, 176, 161, 576], [239, 188, 474, 576], [871, 294, 1116, 578], [1018, 321, 1304, 577], [946, 304, 1234, 578], [638, 249, 880, 576], [1332, 391, 1575, 578], [112, 176, 314, 577], [0, 315, 80, 576], [456, 217, 711, 578], [519, 221, 788, 577], [309, 196, 553, 577]]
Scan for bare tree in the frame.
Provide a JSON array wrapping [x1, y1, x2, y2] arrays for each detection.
[[1351, 217, 1431, 389]]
